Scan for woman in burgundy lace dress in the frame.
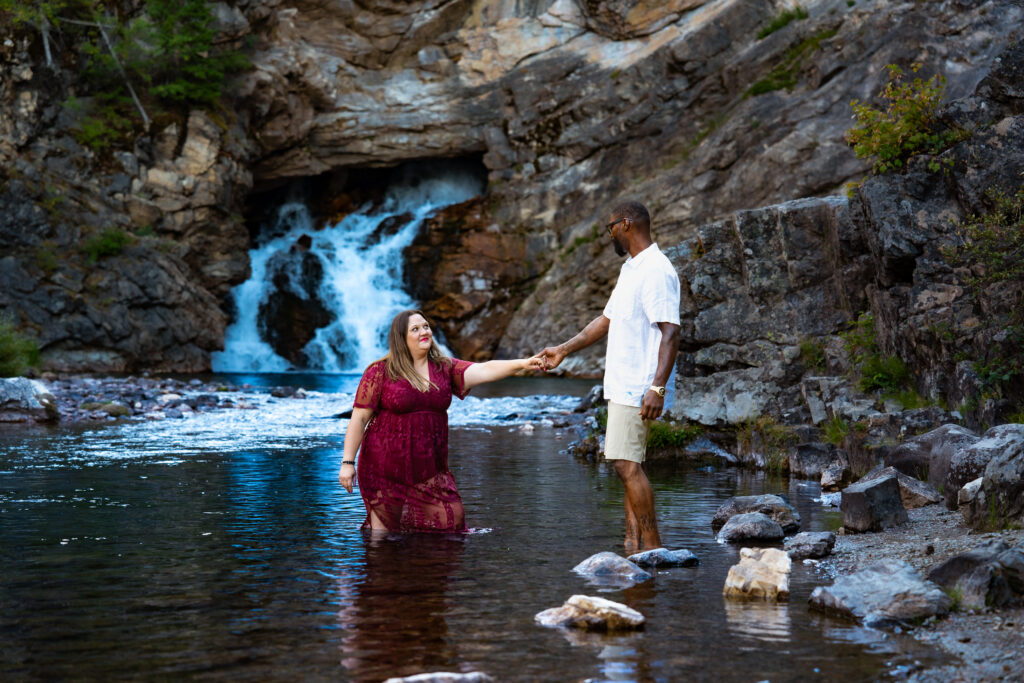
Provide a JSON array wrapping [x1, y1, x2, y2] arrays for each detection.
[[338, 309, 543, 533]]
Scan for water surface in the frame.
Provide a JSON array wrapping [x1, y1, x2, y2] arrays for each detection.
[[0, 377, 945, 681]]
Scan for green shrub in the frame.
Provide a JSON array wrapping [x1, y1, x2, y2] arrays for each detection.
[[82, 227, 132, 263], [799, 338, 826, 371], [858, 354, 910, 393], [35, 241, 59, 276], [647, 421, 703, 449], [823, 415, 850, 445], [845, 64, 967, 174], [747, 29, 837, 96], [0, 316, 40, 377], [757, 6, 809, 39]]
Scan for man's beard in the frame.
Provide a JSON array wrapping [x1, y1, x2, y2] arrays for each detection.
[[612, 236, 627, 257]]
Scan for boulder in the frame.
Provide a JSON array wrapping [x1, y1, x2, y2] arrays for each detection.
[[820, 462, 850, 491], [716, 512, 784, 544], [926, 541, 1020, 609], [789, 441, 840, 480], [784, 531, 836, 560], [886, 423, 978, 487], [535, 595, 645, 631], [856, 465, 941, 509], [627, 548, 699, 568], [809, 559, 952, 627], [946, 424, 1022, 509], [571, 552, 651, 586], [710, 494, 801, 533], [723, 547, 791, 600], [997, 544, 1024, 595], [0, 377, 59, 423], [840, 475, 909, 532], [957, 476, 983, 513], [384, 674, 494, 683], [963, 424, 1024, 530]]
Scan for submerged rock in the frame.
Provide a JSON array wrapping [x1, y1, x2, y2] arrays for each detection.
[[856, 465, 941, 509], [535, 595, 645, 631], [627, 548, 699, 568], [723, 547, 791, 600], [809, 559, 951, 627], [711, 494, 801, 533], [784, 531, 836, 560], [572, 552, 651, 585], [840, 475, 908, 532], [717, 512, 784, 544]]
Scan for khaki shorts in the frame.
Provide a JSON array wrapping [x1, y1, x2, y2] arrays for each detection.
[[604, 401, 650, 463]]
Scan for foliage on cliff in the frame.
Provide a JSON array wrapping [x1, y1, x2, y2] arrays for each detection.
[[0, 317, 39, 377], [845, 64, 964, 174], [1, 0, 249, 153]]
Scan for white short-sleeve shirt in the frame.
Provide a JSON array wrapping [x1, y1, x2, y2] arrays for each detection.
[[602, 244, 681, 407]]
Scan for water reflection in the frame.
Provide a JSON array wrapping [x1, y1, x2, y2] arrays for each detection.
[[723, 597, 793, 644], [339, 533, 465, 681]]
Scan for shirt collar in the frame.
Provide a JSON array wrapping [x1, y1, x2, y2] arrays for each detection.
[[623, 243, 659, 269]]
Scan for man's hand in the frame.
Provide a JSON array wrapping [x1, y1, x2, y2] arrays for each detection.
[[537, 346, 567, 371], [640, 390, 664, 420]]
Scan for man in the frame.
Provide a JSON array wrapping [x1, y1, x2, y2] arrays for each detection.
[[539, 201, 680, 553]]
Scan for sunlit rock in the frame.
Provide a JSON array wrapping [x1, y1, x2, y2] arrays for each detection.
[[535, 594, 645, 631], [723, 547, 791, 600]]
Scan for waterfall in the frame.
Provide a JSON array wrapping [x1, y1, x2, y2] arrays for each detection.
[[212, 165, 484, 373]]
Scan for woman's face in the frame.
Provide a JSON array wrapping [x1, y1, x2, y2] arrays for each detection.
[[405, 314, 433, 356]]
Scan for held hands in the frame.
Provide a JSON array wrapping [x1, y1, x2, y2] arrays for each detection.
[[339, 463, 355, 493], [640, 389, 664, 420], [522, 355, 546, 372], [537, 346, 567, 372]]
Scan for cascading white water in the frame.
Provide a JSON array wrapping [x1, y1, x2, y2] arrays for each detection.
[[212, 166, 484, 373]]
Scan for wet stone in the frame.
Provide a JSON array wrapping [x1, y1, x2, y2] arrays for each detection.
[[627, 548, 699, 568], [716, 512, 784, 544], [572, 552, 651, 585], [711, 494, 801, 533], [784, 531, 836, 560], [723, 547, 791, 600]]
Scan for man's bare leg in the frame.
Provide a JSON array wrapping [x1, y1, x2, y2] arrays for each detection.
[[624, 493, 640, 555], [614, 460, 661, 551]]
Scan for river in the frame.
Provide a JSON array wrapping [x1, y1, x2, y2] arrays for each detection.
[[0, 375, 944, 681]]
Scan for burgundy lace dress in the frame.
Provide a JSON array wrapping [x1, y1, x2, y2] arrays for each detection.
[[352, 358, 474, 533]]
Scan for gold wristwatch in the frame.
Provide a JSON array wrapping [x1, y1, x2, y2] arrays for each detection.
[[650, 385, 666, 397]]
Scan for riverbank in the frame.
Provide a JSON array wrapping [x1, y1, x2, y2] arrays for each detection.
[[1, 374, 307, 425], [817, 505, 1024, 681]]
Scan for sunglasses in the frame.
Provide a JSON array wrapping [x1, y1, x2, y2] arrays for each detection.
[[605, 217, 629, 235]]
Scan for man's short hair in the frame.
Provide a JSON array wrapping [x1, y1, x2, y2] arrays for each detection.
[[611, 201, 650, 232]]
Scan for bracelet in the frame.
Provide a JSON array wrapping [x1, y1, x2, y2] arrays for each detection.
[[342, 461, 355, 466]]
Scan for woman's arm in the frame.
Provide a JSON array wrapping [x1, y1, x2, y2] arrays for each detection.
[[463, 357, 544, 391], [338, 407, 375, 493]]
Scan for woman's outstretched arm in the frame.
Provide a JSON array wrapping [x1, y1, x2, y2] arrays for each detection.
[[338, 407, 375, 493], [463, 357, 544, 391]]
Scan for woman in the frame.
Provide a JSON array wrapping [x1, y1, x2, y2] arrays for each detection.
[[338, 309, 543, 533]]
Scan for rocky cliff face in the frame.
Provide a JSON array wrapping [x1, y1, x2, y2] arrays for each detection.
[[0, 0, 1022, 379]]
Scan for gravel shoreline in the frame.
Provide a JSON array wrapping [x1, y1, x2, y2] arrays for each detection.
[[818, 505, 1024, 681]]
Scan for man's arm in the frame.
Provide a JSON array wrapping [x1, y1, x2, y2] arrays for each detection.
[[639, 321, 680, 420], [538, 315, 610, 370]]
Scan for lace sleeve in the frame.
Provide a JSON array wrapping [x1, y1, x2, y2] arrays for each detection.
[[353, 361, 385, 410], [450, 358, 475, 400]]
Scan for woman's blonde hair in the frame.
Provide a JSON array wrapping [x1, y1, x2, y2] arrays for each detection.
[[381, 309, 449, 392]]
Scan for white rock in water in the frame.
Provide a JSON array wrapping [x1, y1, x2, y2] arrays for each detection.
[[723, 547, 792, 600], [572, 551, 651, 585], [535, 594, 645, 631], [157, 393, 182, 403], [384, 673, 494, 683]]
